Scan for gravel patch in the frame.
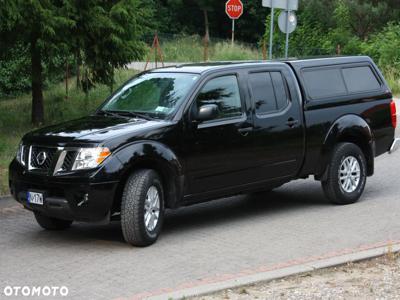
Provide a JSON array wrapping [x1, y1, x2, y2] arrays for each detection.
[[191, 253, 400, 300]]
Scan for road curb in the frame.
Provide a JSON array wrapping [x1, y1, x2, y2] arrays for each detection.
[[143, 241, 400, 300]]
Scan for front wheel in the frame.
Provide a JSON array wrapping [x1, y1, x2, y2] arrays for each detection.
[[121, 169, 165, 247], [322, 143, 367, 205]]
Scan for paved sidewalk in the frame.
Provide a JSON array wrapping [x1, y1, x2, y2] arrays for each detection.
[[0, 196, 17, 208], [1, 147, 400, 300]]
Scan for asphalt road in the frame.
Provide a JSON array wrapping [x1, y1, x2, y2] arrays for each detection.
[[1, 112, 399, 300]]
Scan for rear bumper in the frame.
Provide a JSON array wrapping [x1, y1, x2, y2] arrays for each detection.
[[389, 138, 400, 154], [9, 159, 119, 222]]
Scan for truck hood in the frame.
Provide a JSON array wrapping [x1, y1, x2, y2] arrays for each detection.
[[23, 115, 170, 146]]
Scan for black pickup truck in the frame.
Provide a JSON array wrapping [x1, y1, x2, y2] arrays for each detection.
[[9, 56, 399, 246]]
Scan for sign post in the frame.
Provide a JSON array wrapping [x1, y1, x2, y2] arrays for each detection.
[[285, 1, 290, 57], [262, 0, 298, 59], [225, 0, 244, 45], [269, 4, 274, 60], [278, 10, 297, 58]]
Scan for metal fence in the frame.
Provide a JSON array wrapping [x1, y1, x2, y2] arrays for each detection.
[[133, 33, 337, 70]]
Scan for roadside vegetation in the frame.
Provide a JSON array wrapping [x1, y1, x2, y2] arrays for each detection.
[[192, 251, 400, 300], [160, 35, 263, 62]]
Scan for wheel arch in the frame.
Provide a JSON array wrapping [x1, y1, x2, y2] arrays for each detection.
[[316, 114, 375, 180], [112, 141, 184, 211]]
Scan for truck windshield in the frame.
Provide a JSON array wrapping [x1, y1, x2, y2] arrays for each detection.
[[100, 72, 199, 119]]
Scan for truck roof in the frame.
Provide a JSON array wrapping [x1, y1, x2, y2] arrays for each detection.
[[149, 56, 373, 74]]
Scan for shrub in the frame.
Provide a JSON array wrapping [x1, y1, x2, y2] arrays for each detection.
[[363, 23, 400, 75]]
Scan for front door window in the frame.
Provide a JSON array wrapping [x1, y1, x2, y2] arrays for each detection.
[[195, 75, 242, 121]]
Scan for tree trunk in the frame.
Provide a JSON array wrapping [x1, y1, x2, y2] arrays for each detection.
[[203, 9, 210, 61], [75, 48, 81, 89], [31, 36, 44, 125], [109, 67, 114, 93]]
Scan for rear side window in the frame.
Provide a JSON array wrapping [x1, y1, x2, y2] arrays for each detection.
[[342, 66, 381, 93], [302, 64, 382, 101], [249, 72, 289, 115], [302, 68, 347, 99]]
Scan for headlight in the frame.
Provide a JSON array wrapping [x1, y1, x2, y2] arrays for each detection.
[[16, 142, 26, 166], [71, 147, 111, 170]]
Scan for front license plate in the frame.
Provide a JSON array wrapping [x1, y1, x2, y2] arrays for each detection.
[[27, 191, 44, 205]]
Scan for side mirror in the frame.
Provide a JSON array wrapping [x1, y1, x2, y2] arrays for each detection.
[[195, 104, 219, 122]]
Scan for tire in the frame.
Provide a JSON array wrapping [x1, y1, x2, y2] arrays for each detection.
[[34, 212, 73, 230], [121, 169, 165, 247], [322, 142, 367, 205]]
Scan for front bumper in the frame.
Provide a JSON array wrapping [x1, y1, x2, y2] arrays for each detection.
[[389, 138, 400, 154], [9, 159, 119, 222]]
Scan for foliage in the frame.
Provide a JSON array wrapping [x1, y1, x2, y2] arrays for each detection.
[[0, 43, 75, 98], [2, 0, 400, 100], [0, 43, 30, 97], [0, 0, 151, 124], [363, 23, 400, 73], [263, 9, 335, 58], [361, 22, 400, 95], [63, 0, 150, 87], [345, 0, 392, 40]]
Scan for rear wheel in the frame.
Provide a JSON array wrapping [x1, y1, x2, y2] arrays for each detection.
[[34, 212, 72, 230], [322, 143, 367, 204], [121, 169, 165, 247]]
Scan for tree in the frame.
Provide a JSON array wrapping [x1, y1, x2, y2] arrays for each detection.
[[1, 0, 70, 125], [345, 0, 390, 40], [0, 0, 150, 125], [63, 0, 150, 91], [86, 0, 150, 89]]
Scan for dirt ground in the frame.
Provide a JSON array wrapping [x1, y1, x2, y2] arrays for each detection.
[[191, 253, 400, 300]]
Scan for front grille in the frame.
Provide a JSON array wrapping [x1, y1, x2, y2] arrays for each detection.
[[61, 151, 77, 171], [29, 146, 57, 171], [24, 145, 80, 174]]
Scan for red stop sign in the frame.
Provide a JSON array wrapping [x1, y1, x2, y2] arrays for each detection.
[[225, 0, 243, 20]]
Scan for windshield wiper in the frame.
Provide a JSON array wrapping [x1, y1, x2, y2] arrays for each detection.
[[98, 110, 155, 120], [97, 110, 130, 119], [115, 111, 154, 120]]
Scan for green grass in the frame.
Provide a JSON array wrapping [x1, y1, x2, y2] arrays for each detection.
[[160, 35, 262, 62], [0, 69, 137, 195], [161, 35, 204, 62], [211, 41, 262, 61]]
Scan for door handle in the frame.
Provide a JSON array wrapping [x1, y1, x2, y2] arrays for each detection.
[[286, 118, 299, 127], [238, 127, 253, 136]]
